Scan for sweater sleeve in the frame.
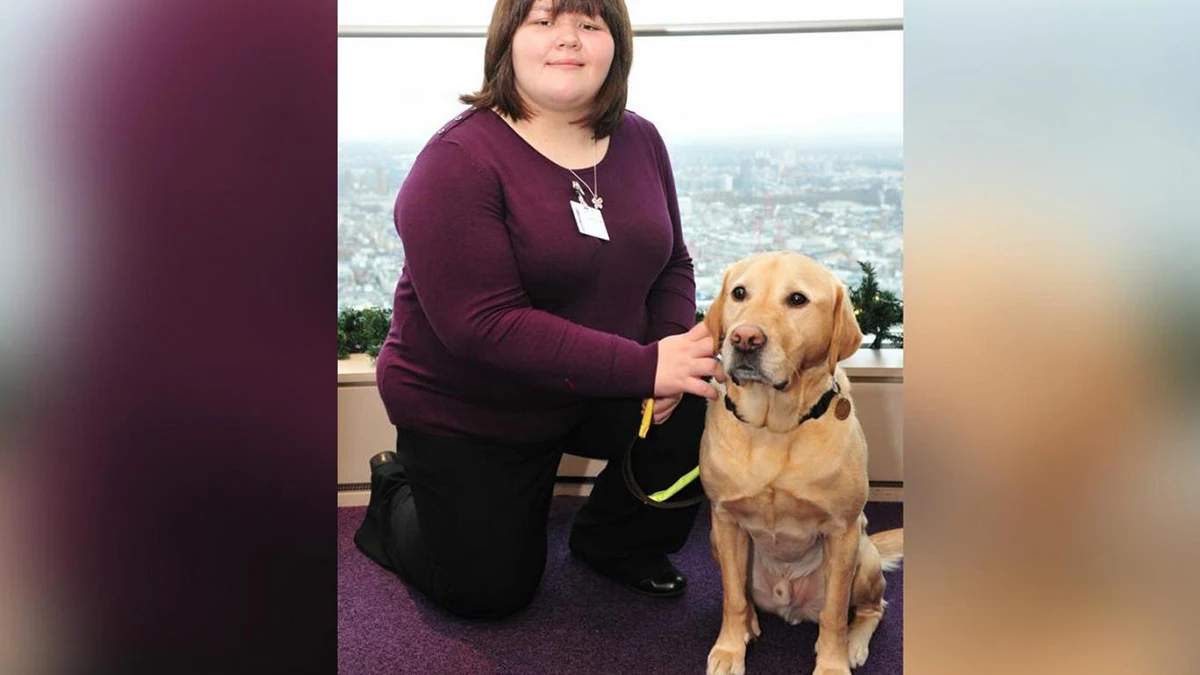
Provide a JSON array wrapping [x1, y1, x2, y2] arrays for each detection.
[[396, 139, 658, 399], [642, 123, 699, 343]]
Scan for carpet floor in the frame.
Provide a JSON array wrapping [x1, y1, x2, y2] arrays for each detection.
[[338, 496, 902, 674]]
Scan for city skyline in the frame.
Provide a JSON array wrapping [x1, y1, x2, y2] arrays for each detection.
[[338, 140, 903, 320]]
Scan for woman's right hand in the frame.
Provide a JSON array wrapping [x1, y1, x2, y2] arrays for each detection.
[[654, 322, 725, 401]]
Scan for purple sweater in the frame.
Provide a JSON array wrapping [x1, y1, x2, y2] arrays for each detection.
[[375, 108, 696, 443]]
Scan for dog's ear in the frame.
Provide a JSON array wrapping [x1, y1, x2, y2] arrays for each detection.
[[828, 281, 863, 374], [704, 266, 730, 355]]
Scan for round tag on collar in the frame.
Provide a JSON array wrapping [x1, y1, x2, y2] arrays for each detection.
[[834, 397, 852, 420]]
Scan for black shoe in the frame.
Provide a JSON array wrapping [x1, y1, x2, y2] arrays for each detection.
[[369, 451, 397, 473], [354, 451, 402, 571], [573, 551, 687, 597]]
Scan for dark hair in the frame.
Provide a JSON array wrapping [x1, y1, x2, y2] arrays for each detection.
[[460, 0, 633, 138]]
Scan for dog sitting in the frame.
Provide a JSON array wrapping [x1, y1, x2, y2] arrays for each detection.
[[698, 252, 903, 675]]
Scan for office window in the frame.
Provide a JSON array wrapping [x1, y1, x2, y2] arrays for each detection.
[[338, 39, 484, 310], [338, 0, 903, 26], [338, 10, 902, 318], [630, 32, 902, 307]]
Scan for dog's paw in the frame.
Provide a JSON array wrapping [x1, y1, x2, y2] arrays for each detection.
[[847, 633, 870, 668], [746, 609, 761, 640], [707, 645, 747, 675], [848, 642, 869, 668], [812, 662, 851, 675]]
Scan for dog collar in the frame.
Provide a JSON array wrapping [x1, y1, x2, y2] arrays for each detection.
[[724, 380, 843, 428]]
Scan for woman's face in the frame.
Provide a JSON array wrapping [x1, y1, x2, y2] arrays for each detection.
[[510, 2, 615, 117]]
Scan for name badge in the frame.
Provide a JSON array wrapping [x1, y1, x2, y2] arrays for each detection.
[[570, 200, 609, 240]]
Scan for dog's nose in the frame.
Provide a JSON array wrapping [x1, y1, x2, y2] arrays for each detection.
[[730, 325, 767, 353]]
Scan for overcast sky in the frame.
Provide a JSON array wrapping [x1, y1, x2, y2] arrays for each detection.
[[338, 1, 904, 144]]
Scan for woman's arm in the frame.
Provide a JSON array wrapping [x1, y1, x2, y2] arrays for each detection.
[[642, 125, 698, 344]]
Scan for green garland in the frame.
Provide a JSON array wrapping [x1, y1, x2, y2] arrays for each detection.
[[849, 261, 903, 349], [337, 307, 392, 359]]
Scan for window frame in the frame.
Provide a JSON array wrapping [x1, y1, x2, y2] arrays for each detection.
[[337, 18, 902, 39]]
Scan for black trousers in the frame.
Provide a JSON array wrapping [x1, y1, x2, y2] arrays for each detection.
[[353, 393, 707, 620]]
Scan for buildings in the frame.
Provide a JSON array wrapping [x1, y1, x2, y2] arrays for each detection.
[[337, 140, 903, 313]]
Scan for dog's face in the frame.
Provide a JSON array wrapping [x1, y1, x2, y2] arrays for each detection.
[[704, 252, 863, 389]]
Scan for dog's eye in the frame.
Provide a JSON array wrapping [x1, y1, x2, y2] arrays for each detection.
[[787, 292, 808, 307], [731, 286, 747, 301]]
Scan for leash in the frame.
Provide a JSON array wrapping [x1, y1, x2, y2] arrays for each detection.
[[621, 398, 705, 509]]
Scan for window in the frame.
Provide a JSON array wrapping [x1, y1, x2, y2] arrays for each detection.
[[629, 32, 902, 307], [338, 39, 485, 310], [338, 5, 902, 321], [338, 0, 903, 26]]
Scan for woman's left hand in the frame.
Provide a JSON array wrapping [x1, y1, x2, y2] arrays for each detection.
[[652, 393, 683, 425]]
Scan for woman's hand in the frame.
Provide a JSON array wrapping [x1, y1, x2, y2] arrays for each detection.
[[651, 393, 683, 425], [654, 322, 723, 401]]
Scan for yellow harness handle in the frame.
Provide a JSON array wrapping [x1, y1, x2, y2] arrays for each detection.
[[649, 466, 700, 502], [636, 397, 701, 503], [638, 397, 654, 438]]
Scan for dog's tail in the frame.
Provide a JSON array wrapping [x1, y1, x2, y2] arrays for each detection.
[[869, 528, 904, 572]]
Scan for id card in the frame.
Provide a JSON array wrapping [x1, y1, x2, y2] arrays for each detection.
[[570, 200, 609, 241]]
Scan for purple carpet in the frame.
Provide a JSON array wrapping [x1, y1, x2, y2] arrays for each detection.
[[338, 496, 903, 675]]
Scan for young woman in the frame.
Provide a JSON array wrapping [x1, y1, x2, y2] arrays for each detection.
[[356, 0, 722, 619]]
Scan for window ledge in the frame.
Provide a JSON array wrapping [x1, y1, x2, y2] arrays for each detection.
[[841, 348, 903, 379], [338, 353, 377, 384], [338, 349, 902, 386]]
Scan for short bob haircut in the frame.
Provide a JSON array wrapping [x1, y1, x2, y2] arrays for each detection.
[[460, 0, 633, 139]]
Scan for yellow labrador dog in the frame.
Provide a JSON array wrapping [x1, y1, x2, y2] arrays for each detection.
[[699, 252, 903, 675]]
